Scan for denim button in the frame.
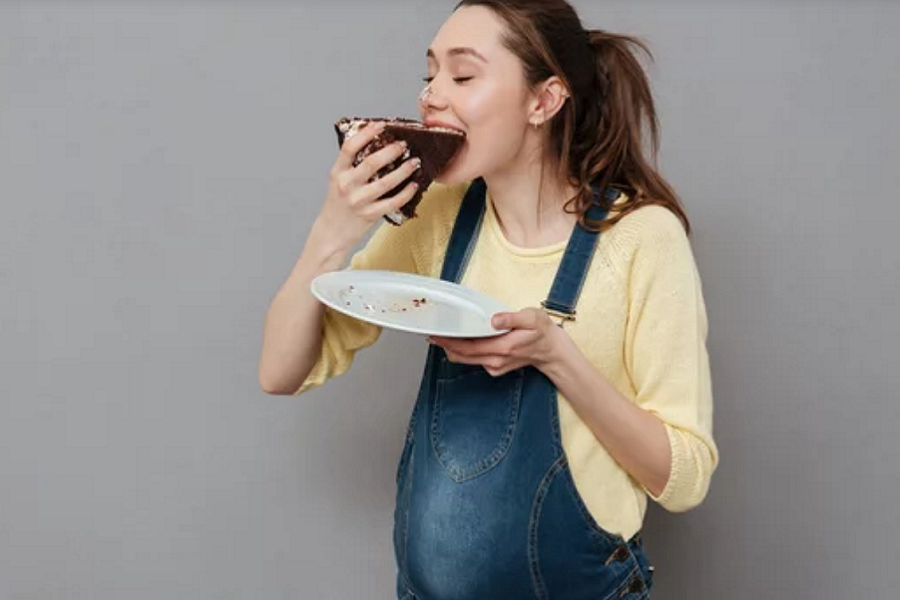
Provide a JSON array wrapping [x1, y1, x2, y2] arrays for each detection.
[[606, 545, 630, 565]]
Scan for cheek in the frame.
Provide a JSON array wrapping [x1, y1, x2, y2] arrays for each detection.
[[452, 92, 526, 173], [456, 82, 517, 134], [433, 80, 529, 184]]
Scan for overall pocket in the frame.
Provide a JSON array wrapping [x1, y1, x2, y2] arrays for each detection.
[[430, 360, 523, 483]]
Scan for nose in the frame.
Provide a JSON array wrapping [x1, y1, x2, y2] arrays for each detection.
[[418, 80, 448, 112]]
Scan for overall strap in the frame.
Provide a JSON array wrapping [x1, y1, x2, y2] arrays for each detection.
[[439, 178, 487, 284], [541, 186, 619, 324]]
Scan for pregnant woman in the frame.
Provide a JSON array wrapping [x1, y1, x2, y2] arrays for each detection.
[[260, 1, 718, 598]]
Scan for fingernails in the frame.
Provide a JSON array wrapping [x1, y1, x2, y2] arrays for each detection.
[[412, 158, 422, 169]]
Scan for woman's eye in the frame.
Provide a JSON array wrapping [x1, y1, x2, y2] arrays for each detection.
[[421, 76, 473, 84]]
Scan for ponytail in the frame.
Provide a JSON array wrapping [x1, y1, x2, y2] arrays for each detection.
[[570, 30, 689, 233]]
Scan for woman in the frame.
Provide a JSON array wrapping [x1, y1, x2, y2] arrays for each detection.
[[260, 1, 718, 598]]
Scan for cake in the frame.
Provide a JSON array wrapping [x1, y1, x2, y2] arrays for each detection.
[[334, 117, 466, 225]]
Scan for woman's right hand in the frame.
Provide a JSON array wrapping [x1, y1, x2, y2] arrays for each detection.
[[313, 121, 422, 252]]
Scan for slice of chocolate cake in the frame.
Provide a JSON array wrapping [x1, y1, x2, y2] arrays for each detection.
[[334, 117, 466, 225]]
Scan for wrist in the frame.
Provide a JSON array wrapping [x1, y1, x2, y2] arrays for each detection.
[[295, 232, 350, 279], [306, 218, 355, 263], [539, 324, 575, 377]]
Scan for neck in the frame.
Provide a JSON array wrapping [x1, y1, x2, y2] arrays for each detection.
[[483, 155, 578, 249]]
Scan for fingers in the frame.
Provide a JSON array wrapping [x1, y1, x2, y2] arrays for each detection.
[[429, 336, 526, 377], [491, 312, 511, 330], [335, 120, 386, 170], [332, 137, 420, 213], [367, 152, 422, 197], [430, 337, 511, 360], [441, 348, 521, 377], [493, 308, 543, 331], [364, 178, 419, 220], [353, 141, 415, 186]]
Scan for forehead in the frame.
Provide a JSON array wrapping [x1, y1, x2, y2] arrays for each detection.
[[428, 5, 511, 61]]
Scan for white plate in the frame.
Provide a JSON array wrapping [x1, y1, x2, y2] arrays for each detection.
[[310, 270, 510, 338]]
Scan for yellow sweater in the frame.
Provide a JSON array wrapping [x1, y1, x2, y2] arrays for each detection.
[[297, 181, 718, 540]]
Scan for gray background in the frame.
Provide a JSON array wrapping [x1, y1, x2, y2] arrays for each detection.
[[2, 1, 898, 598]]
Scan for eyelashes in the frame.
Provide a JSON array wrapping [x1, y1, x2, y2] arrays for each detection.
[[421, 76, 473, 84]]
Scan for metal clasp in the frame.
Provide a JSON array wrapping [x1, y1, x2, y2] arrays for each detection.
[[540, 301, 576, 326]]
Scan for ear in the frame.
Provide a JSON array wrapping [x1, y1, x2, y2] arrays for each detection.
[[526, 76, 571, 127]]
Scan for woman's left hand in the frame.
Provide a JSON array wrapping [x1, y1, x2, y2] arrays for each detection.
[[428, 308, 564, 377]]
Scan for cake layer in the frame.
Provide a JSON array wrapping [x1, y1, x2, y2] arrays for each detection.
[[335, 117, 466, 225]]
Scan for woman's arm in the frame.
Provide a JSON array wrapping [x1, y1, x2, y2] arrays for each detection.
[[258, 224, 354, 395], [543, 330, 672, 496], [555, 206, 719, 509], [259, 122, 421, 394]]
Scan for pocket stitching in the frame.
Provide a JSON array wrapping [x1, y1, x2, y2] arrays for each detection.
[[430, 369, 523, 483], [561, 462, 627, 548]]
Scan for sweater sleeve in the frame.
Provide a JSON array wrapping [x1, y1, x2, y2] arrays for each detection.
[[294, 182, 465, 395], [623, 206, 719, 512]]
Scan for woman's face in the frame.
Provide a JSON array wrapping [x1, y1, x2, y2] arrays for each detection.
[[419, 5, 535, 184]]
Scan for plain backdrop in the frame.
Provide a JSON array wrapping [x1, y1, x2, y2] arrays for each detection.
[[2, 1, 898, 598]]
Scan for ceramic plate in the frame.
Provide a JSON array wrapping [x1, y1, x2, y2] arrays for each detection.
[[310, 270, 510, 338]]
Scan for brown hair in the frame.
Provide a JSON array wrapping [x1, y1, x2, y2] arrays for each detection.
[[455, 0, 690, 233]]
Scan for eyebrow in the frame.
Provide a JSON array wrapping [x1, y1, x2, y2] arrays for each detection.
[[426, 47, 489, 63]]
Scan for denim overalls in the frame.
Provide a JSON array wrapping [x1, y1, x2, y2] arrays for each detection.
[[394, 179, 654, 600]]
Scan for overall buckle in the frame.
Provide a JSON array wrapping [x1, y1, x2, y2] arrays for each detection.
[[540, 301, 576, 326]]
